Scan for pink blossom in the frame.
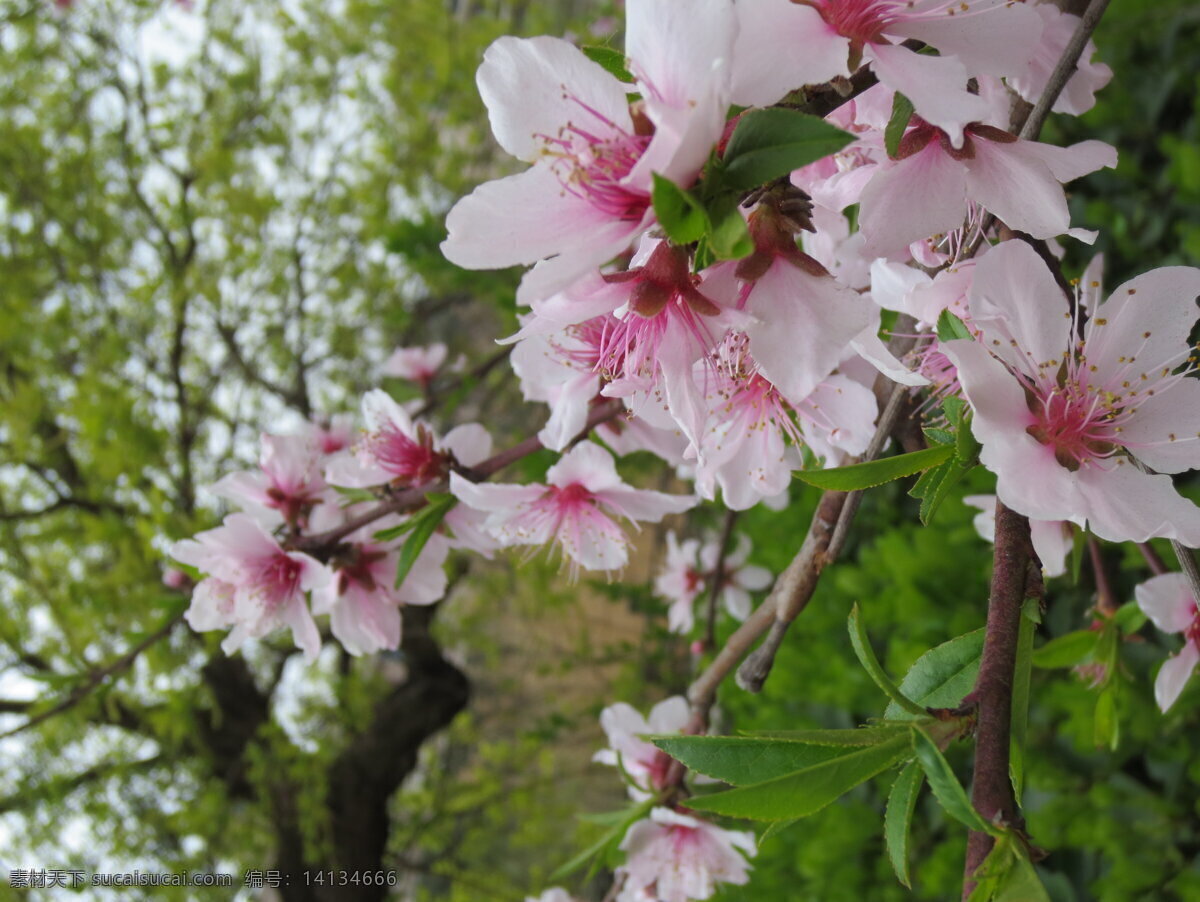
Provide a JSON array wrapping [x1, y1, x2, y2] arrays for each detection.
[[171, 513, 330, 660], [859, 121, 1115, 256], [963, 494, 1071, 578], [942, 241, 1200, 545], [698, 535, 772, 622], [312, 526, 450, 656], [449, 442, 695, 573], [526, 890, 577, 902], [654, 532, 706, 632], [731, 0, 1040, 147], [212, 432, 329, 529], [303, 413, 356, 455], [325, 390, 490, 490], [618, 807, 755, 902], [441, 0, 736, 305], [1135, 573, 1200, 712], [594, 696, 690, 799], [1008, 4, 1112, 117], [695, 333, 877, 510], [383, 343, 448, 387]]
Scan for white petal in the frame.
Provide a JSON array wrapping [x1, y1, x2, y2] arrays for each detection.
[[1135, 573, 1195, 635], [1155, 641, 1200, 713], [730, 0, 848, 106]]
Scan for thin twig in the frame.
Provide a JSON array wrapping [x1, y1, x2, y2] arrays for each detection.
[[0, 611, 185, 740], [1138, 543, 1169, 576], [1088, 536, 1118, 616], [703, 511, 740, 651]]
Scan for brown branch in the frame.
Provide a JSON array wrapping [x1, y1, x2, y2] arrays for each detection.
[[963, 503, 1034, 895], [0, 610, 185, 740], [702, 510, 740, 651]]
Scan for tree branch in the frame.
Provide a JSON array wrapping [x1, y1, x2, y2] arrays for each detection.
[[963, 502, 1034, 895]]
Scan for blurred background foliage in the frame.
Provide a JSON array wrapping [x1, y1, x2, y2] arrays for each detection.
[[0, 0, 1197, 900]]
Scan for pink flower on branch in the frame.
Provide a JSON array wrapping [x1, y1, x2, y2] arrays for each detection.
[[1135, 573, 1200, 712], [943, 241, 1200, 545], [211, 432, 329, 530], [171, 513, 330, 660], [383, 343, 449, 387], [859, 120, 1115, 256], [449, 442, 695, 573], [617, 807, 755, 902], [594, 695, 690, 799], [731, 0, 1041, 147], [441, 0, 736, 306]]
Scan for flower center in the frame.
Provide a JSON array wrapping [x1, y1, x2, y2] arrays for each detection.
[[541, 97, 652, 222], [552, 482, 594, 507], [254, 553, 303, 608], [802, 0, 895, 47], [368, 425, 444, 484], [1025, 385, 1117, 471]]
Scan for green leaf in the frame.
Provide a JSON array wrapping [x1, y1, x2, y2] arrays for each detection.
[[937, 309, 973, 343], [651, 736, 856, 786], [884, 761, 924, 888], [759, 819, 799, 843], [885, 628, 984, 720], [550, 798, 654, 882], [685, 732, 913, 821], [581, 44, 634, 82], [706, 195, 754, 260], [1010, 598, 1039, 799], [968, 835, 1052, 902], [393, 493, 457, 588], [911, 727, 997, 836], [795, 444, 955, 491], [850, 604, 931, 717], [720, 108, 853, 191], [651, 173, 708, 245], [1031, 629, 1099, 668], [742, 726, 910, 746], [884, 92, 915, 158], [1113, 600, 1147, 633], [908, 457, 971, 525]]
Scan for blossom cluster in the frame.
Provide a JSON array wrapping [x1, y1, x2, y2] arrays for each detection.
[[166, 0, 1200, 894]]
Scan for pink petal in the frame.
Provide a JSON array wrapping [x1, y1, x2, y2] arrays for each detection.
[[448, 472, 544, 515], [625, 0, 736, 111], [1029, 520, 1071, 578], [477, 36, 633, 163], [1073, 461, 1200, 545], [730, 0, 848, 106], [547, 441, 624, 493], [859, 142, 968, 257], [442, 423, 493, 467], [885, 1, 1042, 78], [865, 43, 988, 148], [1119, 382, 1200, 475], [964, 139, 1074, 239], [1135, 573, 1195, 635], [1155, 641, 1199, 713]]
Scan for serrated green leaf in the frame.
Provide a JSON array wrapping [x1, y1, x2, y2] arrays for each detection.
[[885, 628, 984, 720], [740, 726, 909, 746], [651, 736, 855, 785], [968, 835, 1052, 902], [1031, 629, 1099, 668], [884, 761, 923, 888], [851, 604, 930, 717], [923, 427, 955, 446], [909, 457, 971, 525], [912, 727, 997, 836], [651, 173, 708, 244], [795, 443, 955, 491], [884, 92, 915, 158], [581, 44, 634, 82], [719, 108, 853, 191], [937, 309, 973, 343], [685, 732, 913, 821], [393, 493, 457, 588]]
